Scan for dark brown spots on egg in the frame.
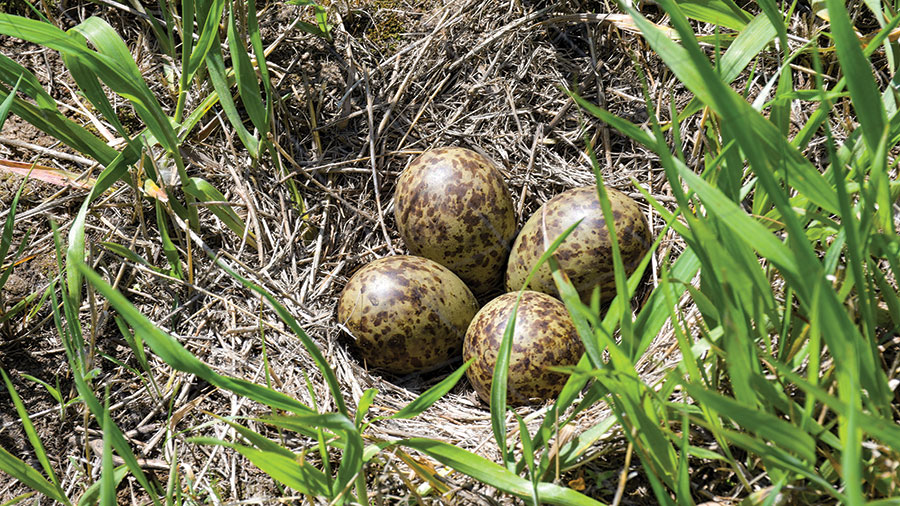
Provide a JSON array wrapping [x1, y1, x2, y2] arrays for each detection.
[[463, 291, 583, 406], [506, 185, 651, 304], [337, 256, 478, 375], [394, 147, 517, 295]]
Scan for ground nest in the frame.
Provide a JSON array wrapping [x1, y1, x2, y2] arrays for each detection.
[[0, 0, 710, 503]]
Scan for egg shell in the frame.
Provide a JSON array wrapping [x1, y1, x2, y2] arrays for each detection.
[[463, 291, 584, 405], [394, 147, 517, 295], [505, 185, 651, 304], [337, 255, 479, 375]]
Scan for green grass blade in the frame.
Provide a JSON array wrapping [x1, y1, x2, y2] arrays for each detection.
[[184, 177, 257, 249], [514, 413, 539, 506], [0, 370, 69, 503], [246, 0, 273, 122], [674, 0, 751, 29], [204, 41, 260, 157], [100, 242, 159, 271], [155, 201, 184, 279], [52, 233, 163, 506], [0, 53, 56, 109], [680, 383, 815, 462], [676, 166, 798, 272], [390, 359, 472, 420], [620, 1, 840, 215], [355, 389, 377, 427], [0, 57, 118, 164], [0, 447, 69, 504], [185, 0, 225, 83], [189, 438, 331, 496], [75, 261, 315, 414], [209, 415, 299, 458], [0, 167, 26, 290], [77, 466, 127, 506], [765, 360, 900, 449], [0, 73, 20, 126], [491, 294, 518, 467], [399, 438, 606, 506], [756, 0, 788, 50], [100, 394, 116, 506], [825, 0, 886, 154], [64, 18, 177, 153], [67, 148, 139, 310], [19, 375, 61, 405], [678, 12, 778, 121], [226, 6, 267, 134], [491, 220, 582, 467], [60, 45, 130, 140], [258, 413, 363, 501], [211, 258, 348, 416], [588, 152, 636, 355]]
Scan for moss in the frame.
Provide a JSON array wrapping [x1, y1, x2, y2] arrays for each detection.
[[0, 0, 33, 16], [116, 106, 144, 136], [333, 0, 411, 54]]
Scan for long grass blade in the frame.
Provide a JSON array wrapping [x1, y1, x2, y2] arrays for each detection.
[[0, 370, 69, 504], [75, 261, 315, 414], [399, 438, 605, 506]]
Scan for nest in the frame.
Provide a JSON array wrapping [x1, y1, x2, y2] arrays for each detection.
[[0, 0, 702, 502]]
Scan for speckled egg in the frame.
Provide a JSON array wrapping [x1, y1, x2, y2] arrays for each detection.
[[506, 185, 651, 304], [337, 255, 479, 375], [463, 291, 584, 405], [394, 147, 517, 295]]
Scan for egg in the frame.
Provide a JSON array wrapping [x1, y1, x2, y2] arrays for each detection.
[[463, 291, 584, 405], [337, 255, 479, 375], [505, 185, 651, 304], [394, 147, 517, 295]]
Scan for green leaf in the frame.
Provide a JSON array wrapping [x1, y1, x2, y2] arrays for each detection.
[[258, 413, 363, 501], [620, 2, 840, 215], [184, 177, 257, 249], [77, 466, 127, 506], [212, 259, 348, 417], [0, 447, 70, 505], [209, 415, 298, 458], [675, 0, 752, 29], [399, 438, 605, 506], [64, 16, 176, 152], [825, 0, 886, 154], [204, 40, 260, 157], [0, 73, 20, 126], [100, 242, 158, 270], [391, 359, 472, 420], [0, 370, 69, 504], [0, 52, 119, 164], [75, 261, 315, 414], [100, 395, 117, 506], [680, 383, 816, 463], [0, 167, 26, 291], [227, 6, 267, 135], [190, 438, 331, 496], [186, 0, 226, 82]]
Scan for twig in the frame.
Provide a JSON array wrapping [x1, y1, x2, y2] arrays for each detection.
[[0, 136, 96, 166], [361, 65, 397, 254]]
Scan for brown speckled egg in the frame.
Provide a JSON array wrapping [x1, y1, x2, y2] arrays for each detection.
[[394, 147, 517, 295], [506, 185, 651, 304], [337, 255, 479, 375], [463, 291, 583, 405]]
